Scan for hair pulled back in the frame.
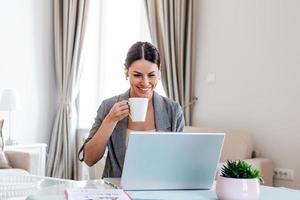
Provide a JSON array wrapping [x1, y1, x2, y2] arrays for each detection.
[[124, 42, 160, 69]]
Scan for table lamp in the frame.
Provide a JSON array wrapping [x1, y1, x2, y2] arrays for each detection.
[[0, 89, 21, 145]]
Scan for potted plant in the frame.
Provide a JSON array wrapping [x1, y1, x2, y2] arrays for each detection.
[[216, 160, 264, 200]]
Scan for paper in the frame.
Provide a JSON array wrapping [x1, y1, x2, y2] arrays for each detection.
[[65, 188, 131, 200]]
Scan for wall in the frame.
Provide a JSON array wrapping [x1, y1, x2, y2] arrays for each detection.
[[193, 0, 300, 189], [0, 0, 55, 144]]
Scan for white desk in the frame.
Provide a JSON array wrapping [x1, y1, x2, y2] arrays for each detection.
[[16, 177, 300, 200], [1, 174, 299, 200], [127, 186, 300, 200]]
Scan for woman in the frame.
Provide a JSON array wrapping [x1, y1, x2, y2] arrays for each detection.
[[78, 42, 184, 178]]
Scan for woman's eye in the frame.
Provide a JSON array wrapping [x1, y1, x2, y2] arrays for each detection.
[[148, 74, 156, 77], [133, 74, 142, 77]]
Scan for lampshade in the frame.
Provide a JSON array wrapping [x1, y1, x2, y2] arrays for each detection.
[[0, 89, 21, 111]]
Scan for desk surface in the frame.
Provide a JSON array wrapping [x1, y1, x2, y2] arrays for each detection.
[[27, 186, 300, 200], [1, 175, 299, 200], [127, 186, 300, 200]]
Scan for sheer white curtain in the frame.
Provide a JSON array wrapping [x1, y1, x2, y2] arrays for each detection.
[[78, 0, 165, 129]]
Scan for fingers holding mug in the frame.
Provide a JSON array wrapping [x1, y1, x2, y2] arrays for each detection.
[[107, 100, 130, 122]]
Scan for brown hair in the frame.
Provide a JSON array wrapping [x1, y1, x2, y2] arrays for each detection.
[[124, 42, 160, 69]]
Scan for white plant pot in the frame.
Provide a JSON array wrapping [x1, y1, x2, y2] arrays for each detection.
[[216, 176, 260, 200]]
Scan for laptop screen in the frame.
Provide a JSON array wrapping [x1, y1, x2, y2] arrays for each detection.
[[120, 132, 225, 190]]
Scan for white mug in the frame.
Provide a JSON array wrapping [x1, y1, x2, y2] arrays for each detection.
[[128, 98, 148, 122]]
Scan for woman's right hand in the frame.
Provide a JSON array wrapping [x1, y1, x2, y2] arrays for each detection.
[[105, 100, 130, 124]]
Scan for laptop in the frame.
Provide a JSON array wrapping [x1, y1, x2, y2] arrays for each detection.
[[104, 131, 225, 191]]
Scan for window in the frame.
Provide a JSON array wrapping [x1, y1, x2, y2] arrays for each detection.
[[78, 0, 165, 129]]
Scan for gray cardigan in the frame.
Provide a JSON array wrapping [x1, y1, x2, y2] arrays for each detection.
[[79, 90, 184, 178]]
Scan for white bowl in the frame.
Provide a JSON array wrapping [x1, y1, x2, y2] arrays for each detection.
[[216, 176, 260, 200]]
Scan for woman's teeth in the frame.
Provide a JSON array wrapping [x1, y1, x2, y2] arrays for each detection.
[[139, 87, 150, 92]]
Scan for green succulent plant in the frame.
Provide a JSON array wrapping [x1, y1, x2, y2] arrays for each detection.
[[221, 160, 264, 183]]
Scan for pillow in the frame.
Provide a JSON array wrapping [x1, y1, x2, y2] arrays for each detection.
[[0, 150, 12, 169]]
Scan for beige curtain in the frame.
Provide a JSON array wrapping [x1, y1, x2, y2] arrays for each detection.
[[145, 0, 195, 125], [47, 0, 88, 179]]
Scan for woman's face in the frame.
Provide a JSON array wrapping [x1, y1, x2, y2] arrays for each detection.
[[127, 59, 160, 99]]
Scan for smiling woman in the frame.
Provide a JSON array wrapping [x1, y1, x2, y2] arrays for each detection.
[[125, 42, 161, 99], [127, 60, 159, 98], [78, 0, 165, 129], [78, 41, 185, 178]]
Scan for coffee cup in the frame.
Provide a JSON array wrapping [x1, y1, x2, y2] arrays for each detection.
[[128, 97, 148, 122]]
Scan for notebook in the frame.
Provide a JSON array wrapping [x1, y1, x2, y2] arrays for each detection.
[[104, 131, 225, 191]]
